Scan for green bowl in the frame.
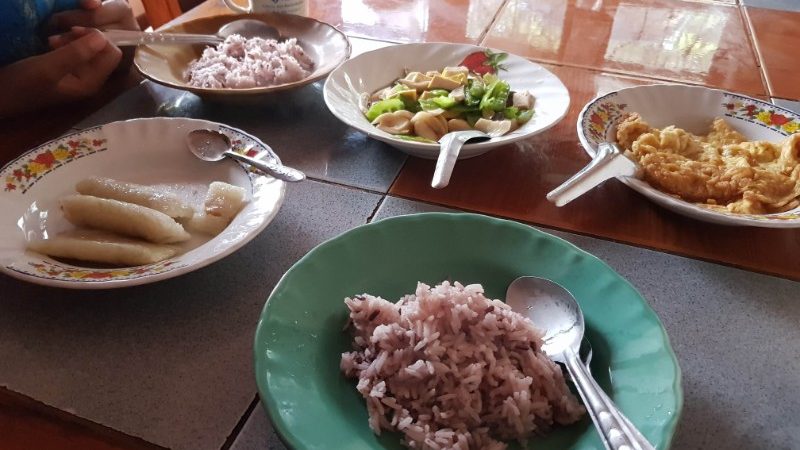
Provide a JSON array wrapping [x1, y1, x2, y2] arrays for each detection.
[[254, 213, 682, 449]]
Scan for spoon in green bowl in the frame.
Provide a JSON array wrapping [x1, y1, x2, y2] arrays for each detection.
[[506, 276, 655, 450]]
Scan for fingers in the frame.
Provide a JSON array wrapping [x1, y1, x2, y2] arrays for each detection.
[[0, 21, 122, 116], [56, 39, 123, 98], [50, 0, 137, 31], [48, 26, 91, 50], [43, 28, 109, 80]]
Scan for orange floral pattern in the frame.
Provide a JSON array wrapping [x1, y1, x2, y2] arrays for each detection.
[[722, 97, 800, 135], [585, 100, 628, 144], [3, 136, 107, 193]]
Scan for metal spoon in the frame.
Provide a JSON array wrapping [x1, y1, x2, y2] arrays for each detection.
[[217, 19, 281, 41], [569, 337, 649, 445], [431, 130, 491, 189], [186, 129, 305, 182], [506, 276, 655, 450], [104, 19, 280, 47]]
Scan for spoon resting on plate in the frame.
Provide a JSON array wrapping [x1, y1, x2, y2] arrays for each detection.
[[506, 276, 655, 450], [104, 19, 281, 47], [186, 129, 305, 182], [546, 142, 641, 206]]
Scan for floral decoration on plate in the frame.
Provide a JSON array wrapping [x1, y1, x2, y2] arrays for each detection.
[[585, 101, 628, 143], [722, 94, 800, 135], [4, 137, 107, 193]]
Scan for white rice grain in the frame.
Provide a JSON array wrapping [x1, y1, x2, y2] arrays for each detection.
[[184, 34, 314, 88]]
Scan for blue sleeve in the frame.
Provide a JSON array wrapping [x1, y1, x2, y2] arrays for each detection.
[[0, 0, 81, 66]]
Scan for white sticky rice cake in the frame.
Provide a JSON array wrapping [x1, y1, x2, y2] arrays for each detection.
[[186, 181, 248, 236], [27, 229, 177, 266], [75, 176, 194, 219], [61, 194, 190, 244]]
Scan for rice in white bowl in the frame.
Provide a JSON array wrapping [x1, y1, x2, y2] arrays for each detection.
[[341, 281, 585, 450], [184, 34, 314, 89]]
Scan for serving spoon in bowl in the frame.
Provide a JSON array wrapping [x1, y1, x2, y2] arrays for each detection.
[[506, 276, 655, 450], [431, 130, 493, 189], [546, 142, 641, 206], [186, 129, 305, 182], [103, 19, 281, 47]]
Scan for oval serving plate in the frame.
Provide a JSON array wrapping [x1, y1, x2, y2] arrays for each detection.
[[578, 84, 800, 227], [0, 117, 285, 289], [324, 42, 570, 159], [254, 213, 682, 449], [135, 13, 351, 102]]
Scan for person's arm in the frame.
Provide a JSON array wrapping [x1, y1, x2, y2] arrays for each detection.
[[0, 28, 122, 118]]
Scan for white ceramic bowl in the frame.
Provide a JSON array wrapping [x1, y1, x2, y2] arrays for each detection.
[[323, 42, 570, 159], [577, 84, 800, 227], [0, 118, 285, 288]]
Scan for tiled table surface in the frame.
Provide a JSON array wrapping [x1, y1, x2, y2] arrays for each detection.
[[2, 0, 800, 449], [142, 0, 800, 282], [178, 0, 800, 101]]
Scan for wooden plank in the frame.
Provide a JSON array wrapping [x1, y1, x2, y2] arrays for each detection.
[[0, 387, 165, 450]]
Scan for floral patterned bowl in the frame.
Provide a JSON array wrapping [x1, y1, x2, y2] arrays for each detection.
[[577, 84, 800, 227], [0, 118, 285, 289]]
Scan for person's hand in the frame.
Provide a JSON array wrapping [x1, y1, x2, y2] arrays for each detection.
[[0, 28, 122, 117], [49, 0, 140, 32], [48, 0, 139, 73]]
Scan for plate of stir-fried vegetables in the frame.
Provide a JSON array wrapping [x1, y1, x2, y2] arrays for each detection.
[[324, 43, 570, 159]]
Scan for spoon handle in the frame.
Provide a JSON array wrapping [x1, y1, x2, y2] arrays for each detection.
[[431, 134, 466, 189], [224, 151, 306, 183], [594, 381, 655, 450], [103, 30, 223, 47], [564, 347, 654, 450], [546, 142, 640, 207], [432, 131, 488, 189]]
